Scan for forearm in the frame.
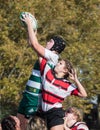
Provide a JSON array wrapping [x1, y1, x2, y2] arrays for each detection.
[[64, 127, 71, 130], [27, 23, 45, 57], [64, 123, 71, 130], [75, 79, 87, 97], [64, 118, 71, 130]]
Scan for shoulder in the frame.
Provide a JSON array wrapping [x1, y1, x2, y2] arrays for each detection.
[[45, 49, 59, 65], [76, 122, 89, 130]]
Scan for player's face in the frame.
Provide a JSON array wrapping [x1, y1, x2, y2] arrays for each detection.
[[65, 109, 75, 121], [54, 60, 68, 73], [46, 39, 54, 50]]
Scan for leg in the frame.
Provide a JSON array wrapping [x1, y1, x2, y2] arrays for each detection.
[[17, 113, 28, 130]]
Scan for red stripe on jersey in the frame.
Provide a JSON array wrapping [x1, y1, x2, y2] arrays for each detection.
[[72, 127, 84, 130], [42, 98, 54, 105], [42, 88, 64, 104], [46, 70, 71, 90], [40, 58, 47, 75], [71, 122, 87, 130], [71, 88, 79, 96]]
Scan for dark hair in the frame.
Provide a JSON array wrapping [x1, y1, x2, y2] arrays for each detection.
[[50, 36, 66, 54], [63, 59, 73, 79], [1, 116, 16, 130]]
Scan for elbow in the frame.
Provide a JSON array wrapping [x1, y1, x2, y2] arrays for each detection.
[[83, 95, 87, 98], [82, 93, 87, 98], [79, 92, 87, 98]]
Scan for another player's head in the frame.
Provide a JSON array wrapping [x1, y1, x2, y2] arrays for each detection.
[[65, 107, 83, 122], [54, 59, 73, 79], [46, 35, 67, 54], [27, 116, 46, 130], [1, 115, 20, 130]]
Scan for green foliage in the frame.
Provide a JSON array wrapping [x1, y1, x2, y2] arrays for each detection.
[[0, 0, 100, 119]]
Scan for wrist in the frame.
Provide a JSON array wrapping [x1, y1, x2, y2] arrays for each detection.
[[75, 78, 79, 83]]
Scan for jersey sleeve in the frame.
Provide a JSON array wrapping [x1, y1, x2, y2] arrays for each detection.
[[70, 84, 79, 96], [77, 124, 89, 130], [71, 88, 79, 96], [44, 49, 59, 65], [40, 49, 59, 79]]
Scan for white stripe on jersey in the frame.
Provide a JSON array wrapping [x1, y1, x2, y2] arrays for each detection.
[[25, 90, 42, 96], [67, 84, 77, 91], [42, 100, 62, 111], [76, 122, 89, 130], [43, 80, 76, 98], [78, 125, 89, 130], [26, 80, 42, 89], [31, 69, 41, 77]]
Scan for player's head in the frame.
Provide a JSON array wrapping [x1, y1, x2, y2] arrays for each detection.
[[50, 36, 66, 54], [27, 116, 46, 130], [54, 59, 73, 79], [65, 107, 83, 122], [46, 35, 67, 54], [1, 115, 20, 130]]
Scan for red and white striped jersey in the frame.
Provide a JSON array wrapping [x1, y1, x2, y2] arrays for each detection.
[[71, 122, 89, 130], [40, 58, 79, 112]]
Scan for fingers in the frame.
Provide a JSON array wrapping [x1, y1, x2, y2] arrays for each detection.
[[71, 68, 77, 76], [20, 15, 27, 22], [68, 69, 75, 79], [68, 71, 73, 77], [21, 13, 30, 22], [20, 17, 25, 22]]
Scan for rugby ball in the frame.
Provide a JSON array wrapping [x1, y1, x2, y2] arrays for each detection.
[[20, 12, 38, 30]]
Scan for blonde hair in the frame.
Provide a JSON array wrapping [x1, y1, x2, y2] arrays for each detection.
[[27, 116, 46, 130], [66, 107, 83, 122]]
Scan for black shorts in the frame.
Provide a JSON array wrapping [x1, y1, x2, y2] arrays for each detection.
[[41, 108, 65, 129]]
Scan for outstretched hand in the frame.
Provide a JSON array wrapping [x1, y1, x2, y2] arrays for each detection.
[[68, 69, 78, 82], [21, 14, 37, 35], [21, 13, 32, 26]]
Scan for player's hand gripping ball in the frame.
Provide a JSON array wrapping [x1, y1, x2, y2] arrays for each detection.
[[20, 12, 38, 30]]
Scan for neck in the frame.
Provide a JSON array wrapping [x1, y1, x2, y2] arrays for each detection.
[[55, 72, 64, 79]]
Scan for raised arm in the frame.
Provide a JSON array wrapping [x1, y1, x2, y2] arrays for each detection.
[[22, 14, 45, 58], [69, 69, 87, 98]]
